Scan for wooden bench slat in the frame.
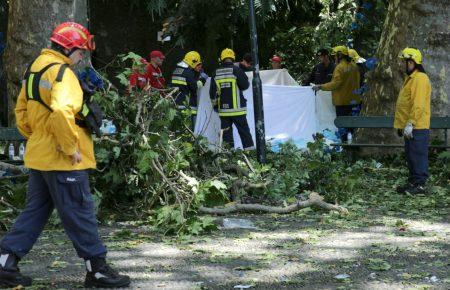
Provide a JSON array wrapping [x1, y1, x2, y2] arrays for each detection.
[[331, 143, 449, 148], [0, 128, 26, 141]]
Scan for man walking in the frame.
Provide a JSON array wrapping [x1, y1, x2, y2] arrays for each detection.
[[0, 22, 130, 288]]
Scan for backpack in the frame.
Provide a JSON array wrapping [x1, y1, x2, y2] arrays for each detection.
[[24, 61, 104, 137]]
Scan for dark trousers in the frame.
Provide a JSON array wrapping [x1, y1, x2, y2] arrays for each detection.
[[191, 115, 197, 132], [335, 105, 357, 141], [0, 170, 106, 259], [220, 115, 254, 149], [405, 129, 429, 185]]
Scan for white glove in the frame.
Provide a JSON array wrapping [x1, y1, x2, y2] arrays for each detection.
[[403, 122, 414, 139], [312, 85, 321, 92]]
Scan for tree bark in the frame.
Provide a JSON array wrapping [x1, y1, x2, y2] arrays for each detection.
[[360, 0, 449, 148], [4, 0, 88, 125]]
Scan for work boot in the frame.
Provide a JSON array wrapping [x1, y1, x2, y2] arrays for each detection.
[[396, 183, 413, 193], [404, 184, 426, 195], [0, 253, 32, 288], [84, 257, 130, 288]]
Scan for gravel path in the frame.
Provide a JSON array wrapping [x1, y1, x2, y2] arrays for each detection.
[[3, 210, 449, 290]]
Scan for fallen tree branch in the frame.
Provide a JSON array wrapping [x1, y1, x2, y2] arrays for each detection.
[[151, 159, 179, 197], [0, 197, 20, 213], [0, 161, 28, 174], [199, 192, 348, 215], [0, 174, 29, 180], [242, 153, 255, 174]]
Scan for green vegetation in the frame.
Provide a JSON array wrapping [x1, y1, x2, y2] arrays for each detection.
[[1, 56, 448, 235]]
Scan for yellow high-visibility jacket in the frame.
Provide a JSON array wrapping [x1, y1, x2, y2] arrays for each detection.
[[394, 70, 431, 129], [15, 49, 96, 170], [321, 60, 361, 106]]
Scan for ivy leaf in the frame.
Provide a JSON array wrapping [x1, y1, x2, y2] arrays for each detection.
[[113, 147, 121, 159], [209, 180, 227, 191]]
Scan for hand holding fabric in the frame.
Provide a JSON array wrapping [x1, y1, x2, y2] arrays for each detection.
[[312, 85, 321, 92]]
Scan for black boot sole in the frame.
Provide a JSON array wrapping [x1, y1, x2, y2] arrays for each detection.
[[84, 279, 131, 288], [0, 279, 32, 287]]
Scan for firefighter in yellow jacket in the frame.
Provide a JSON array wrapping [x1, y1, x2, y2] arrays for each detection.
[[394, 47, 431, 194], [313, 46, 360, 141], [0, 22, 130, 288]]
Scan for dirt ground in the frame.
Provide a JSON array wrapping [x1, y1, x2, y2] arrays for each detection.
[[3, 207, 449, 290]]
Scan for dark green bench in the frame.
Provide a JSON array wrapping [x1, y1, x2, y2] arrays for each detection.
[[0, 127, 26, 142], [331, 116, 450, 149]]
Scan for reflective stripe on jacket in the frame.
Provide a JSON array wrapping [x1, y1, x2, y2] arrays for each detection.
[[170, 62, 199, 113], [210, 62, 249, 117], [15, 49, 96, 170], [394, 70, 431, 129]]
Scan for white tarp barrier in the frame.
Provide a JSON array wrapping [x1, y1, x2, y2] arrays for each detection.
[[245, 69, 299, 86], [315, 90, 337, 132], [194, 69, 337, 150], [232, 85, 316, 149]]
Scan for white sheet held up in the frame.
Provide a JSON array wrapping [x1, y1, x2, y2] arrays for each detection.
[[233, 85, 316, 148]]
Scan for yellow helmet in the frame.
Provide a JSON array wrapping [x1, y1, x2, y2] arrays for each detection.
[[348, 49, 360, 62], [398, 47, 422, 64], [331, 45, 349, 56], [220, 48, 236, 61], [183, 51, 202, 68]]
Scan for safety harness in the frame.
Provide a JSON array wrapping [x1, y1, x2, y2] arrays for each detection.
[[23, 62, 103, 137]]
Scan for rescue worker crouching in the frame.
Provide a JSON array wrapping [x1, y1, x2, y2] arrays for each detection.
[[210, 48, 255, 149], [312, 45, 361, 141], [170, 51, 203, 129], [394, 47, 431, 195], [0, 22, 130, 289]]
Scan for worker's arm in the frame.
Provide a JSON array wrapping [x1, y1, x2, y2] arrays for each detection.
[[235, 67, 250, 91], [185, 70, 198, 99], [48, 71, 81, 156], [14, 86, 32, 139], [320, 65, 343, 91], [209, 75, 217, 100], [408, 74, 431, 126]]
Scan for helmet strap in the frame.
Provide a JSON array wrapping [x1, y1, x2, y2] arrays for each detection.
[[405, 60, 416, 75], [67, 48, 78, 57]]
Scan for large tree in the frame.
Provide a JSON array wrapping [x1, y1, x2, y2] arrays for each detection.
[[360, 0, 449, 145], [4, 0, 87, 125]]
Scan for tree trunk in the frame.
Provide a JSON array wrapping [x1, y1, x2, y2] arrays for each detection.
[[0, 0, 8, 126], [360, 0, 449, 148], [4, 0, 88, 125]]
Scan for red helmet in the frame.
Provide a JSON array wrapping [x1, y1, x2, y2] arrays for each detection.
[[50, 22, 95, 51]]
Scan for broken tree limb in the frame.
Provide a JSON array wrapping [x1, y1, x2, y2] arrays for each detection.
[[0, 197, 20, 213], [0, 161, 28, 174], [0, 174, 28, 180], [241, 153, 255, 174], [199, 192, 348, 215]]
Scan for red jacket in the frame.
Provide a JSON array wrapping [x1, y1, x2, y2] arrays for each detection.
[[129, 71, 148, 89], [146, 63, 166, 89]]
